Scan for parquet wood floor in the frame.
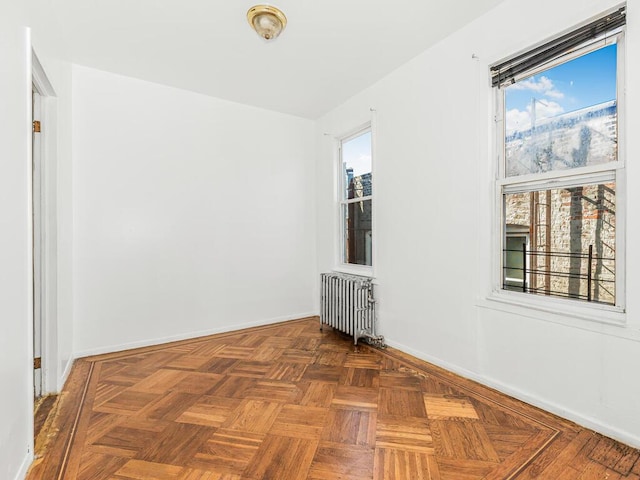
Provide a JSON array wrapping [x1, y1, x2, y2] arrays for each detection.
[[34, 395, 58, 442], [28, 317, 640, 479]]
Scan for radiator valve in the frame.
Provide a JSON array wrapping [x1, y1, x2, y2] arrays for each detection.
[[361, 332, 386, 349]]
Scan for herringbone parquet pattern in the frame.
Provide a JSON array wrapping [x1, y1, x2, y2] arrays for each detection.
[[28, 318, 640, 479]]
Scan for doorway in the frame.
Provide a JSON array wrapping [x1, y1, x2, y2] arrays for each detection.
[[30, 51, 58, 401], [31, 51, 60, 454]]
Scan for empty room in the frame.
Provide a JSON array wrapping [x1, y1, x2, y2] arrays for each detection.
[[2, 0, 640, 479]]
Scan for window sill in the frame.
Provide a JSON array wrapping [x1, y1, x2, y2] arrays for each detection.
[[477, 290, 640, 342], [485, 289, 624, 323], [332, 264, 374, 278]]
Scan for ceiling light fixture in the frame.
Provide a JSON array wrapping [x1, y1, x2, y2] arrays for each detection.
[[247, 5, 287, 41]]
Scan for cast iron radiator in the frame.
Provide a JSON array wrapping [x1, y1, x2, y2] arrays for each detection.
[[319, 272, 385, 347]]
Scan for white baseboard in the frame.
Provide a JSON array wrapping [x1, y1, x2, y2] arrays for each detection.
[[385, 338, 640, 450], [58, 356, 74, 391], [73, 312, 319, 359], [14, 451, 33, 480]]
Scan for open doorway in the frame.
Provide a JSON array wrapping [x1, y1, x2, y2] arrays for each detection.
[[31, 51, 58, 399], [31, 52, 59, 452]]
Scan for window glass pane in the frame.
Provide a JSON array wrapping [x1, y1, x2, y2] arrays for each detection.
[[342, 131, 372, 199], [503, 183, 615, 304], [344, 200, 372, 266], [504, 44, 617, 177]]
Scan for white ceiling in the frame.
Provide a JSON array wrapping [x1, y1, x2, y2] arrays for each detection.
[[57, 0, 504, 119]]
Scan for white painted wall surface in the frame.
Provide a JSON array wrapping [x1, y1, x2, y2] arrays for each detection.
[[55, 61, 75, 389], [0, 9, 34, 480], [72, 65, 316, 355], [316, 0, 640, 447]]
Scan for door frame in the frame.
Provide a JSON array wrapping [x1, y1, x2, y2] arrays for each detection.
[[31, 50, 58, 396]]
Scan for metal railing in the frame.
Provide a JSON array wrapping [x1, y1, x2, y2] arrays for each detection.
[[503, 244, 615, 305]]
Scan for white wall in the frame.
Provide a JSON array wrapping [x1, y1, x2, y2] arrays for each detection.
[[0, 6, 35, 480], [72, 65, 316, 355], [316, 0, 640, 447], [56, 61, 75, 389]]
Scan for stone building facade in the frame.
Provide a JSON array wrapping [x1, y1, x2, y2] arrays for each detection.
[[505, 185, 615, 304]]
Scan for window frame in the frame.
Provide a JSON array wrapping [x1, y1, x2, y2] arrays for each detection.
[[491, 26, 627, 319], [335, 124, 374, 276]]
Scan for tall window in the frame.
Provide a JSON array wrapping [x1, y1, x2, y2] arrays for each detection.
[[492, 9, 625, 307], [340, 128, 373, 267]]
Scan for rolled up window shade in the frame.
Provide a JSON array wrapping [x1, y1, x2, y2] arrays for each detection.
[[490, 7, 625, 88]]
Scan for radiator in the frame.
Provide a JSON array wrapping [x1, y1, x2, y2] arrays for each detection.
[[320, 272, 385, 347]]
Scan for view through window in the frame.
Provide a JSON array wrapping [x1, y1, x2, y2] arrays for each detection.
[[340, 129, 372, 267]]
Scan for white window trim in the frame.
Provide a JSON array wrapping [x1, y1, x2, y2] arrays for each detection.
[[335, 122, 374, 277], [489, 28, 626, 323]]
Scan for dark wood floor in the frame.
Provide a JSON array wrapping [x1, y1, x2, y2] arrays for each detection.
[[28, 317, 640, 479]]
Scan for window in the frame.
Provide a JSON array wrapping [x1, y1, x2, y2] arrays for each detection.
[[339, 128, 373, 267], [492, 8, 625, 307], [504, 226, 530, 291]]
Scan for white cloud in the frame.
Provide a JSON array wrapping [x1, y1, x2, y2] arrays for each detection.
[[534, 100, 564, 118], [544, 89, 565, 100], [505, 100, 564, 134], [508, 75, 564, 100], [506, 109, 531, 134]]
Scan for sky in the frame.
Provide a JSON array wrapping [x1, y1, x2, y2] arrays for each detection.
[[505, 43, 617, 134], [342, 130, 372, 177]]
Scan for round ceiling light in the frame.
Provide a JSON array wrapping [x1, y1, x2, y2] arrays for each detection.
[[247, 5, 287, 41]]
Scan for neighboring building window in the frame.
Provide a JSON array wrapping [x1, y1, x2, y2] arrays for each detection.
[[491, 9, 625, 306], [340, 128, 373, 266], [504, 226, 530, 291]]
